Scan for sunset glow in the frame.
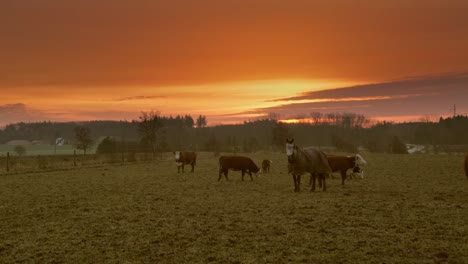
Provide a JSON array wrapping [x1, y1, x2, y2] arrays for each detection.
[[1, 0, 468, 126]]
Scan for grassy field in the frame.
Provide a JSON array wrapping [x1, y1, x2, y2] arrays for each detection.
[[0, 151, 467, 263]]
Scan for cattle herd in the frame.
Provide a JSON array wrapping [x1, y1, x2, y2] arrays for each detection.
[[173, 139, 468, 192]]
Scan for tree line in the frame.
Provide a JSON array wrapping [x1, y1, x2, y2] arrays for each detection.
[[1, 112, 467, 155]]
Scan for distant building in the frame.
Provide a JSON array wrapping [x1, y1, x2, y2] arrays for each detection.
[[6, 140, 32, 146], [31, 140, 47, 145]]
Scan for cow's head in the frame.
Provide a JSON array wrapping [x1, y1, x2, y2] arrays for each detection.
[[286, 138, 297, 163], [355, 154, 367, 165], [173, 151, 182, 166], [253, 164, 262, 176], [352, 165, 364, 179]]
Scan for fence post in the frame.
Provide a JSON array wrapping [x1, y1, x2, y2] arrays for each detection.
[[6, 152, 9, 172], [73, 150, 77, 167]]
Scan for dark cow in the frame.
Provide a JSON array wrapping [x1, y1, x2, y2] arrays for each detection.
[[173, 151, 197, 173], [465, 152, 468, 179], [286, 138, 331, 192], [326, 154, 367, 185], [261, 159, 272, 173], [218, 155, 260, 181]]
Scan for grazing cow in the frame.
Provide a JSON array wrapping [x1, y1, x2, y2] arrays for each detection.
[[326, 154, 367, 185], [348, 165, 364, 180], [286, 138, 331, 192], [218, 156, 260, 181], [261, 159, 272, 173], [465, 152, 468, 179], [173, 151, 197, 173]]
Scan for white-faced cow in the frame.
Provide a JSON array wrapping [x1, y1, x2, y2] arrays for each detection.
[[261, 159, 272, 173], [326, 154, 367, 185], [348, 165, 364, 180], [218, 155, 260, 181], [286, 138, 332, 192], [173, 151, 197, 173]]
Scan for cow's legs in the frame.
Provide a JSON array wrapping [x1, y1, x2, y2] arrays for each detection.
[[321, 173, 327, 191], [311, 173, 316, 192], [191, 162, 195, 172], [297, 175, 301, 192], [249, 171, 253, 181], [177, 165, 181, 173], [292, 174, 298, 192], [341, 170, 346, 185], [219, 169, 229, 181]]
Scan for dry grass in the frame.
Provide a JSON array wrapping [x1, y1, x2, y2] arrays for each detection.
[[0, 152, 467, 263]]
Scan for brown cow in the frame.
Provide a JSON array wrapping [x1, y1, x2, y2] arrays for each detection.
[[465, 152, 468, 179], [326, 154, 367, 185], [261, 159, 272, 173], [219, 156, 260, 181], [173, 151, 197, 173]]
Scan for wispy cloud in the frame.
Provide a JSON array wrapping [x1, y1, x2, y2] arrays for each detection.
[[266, 94, 423, 104], [0, 103, 51, 127], [0, 103, 143, 128], [237, 73, 468, 121], [109, 95, 167, 102]]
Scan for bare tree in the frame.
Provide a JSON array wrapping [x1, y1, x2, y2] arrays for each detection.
[[74, 125, 93, 156], [271, 122, 290, 150], [138, 111, 163, 159], [196, 115, 207, 128], [267, 112, 281, 121], [309, 112, 323, 125]]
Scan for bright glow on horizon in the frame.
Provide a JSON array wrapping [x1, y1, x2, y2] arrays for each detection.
[[2, 76, 466, 127], [0, 79, 355, 126]]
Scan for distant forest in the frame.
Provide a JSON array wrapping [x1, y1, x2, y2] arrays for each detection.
[[1, 112, 467, 154]]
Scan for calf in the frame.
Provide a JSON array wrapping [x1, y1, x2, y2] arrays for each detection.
[[326, 154, 367, 185], [261, 159, 272, 173], [219, 156, 260, 181], [173, 151, 197, 173]]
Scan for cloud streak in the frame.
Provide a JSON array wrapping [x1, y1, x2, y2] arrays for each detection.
[[109, 95, 167, 102], [245, 73, 468, 121], [0, 103, 141, 127], [0, 103, 52, 126]]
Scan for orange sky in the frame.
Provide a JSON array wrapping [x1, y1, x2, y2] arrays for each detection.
[[1, 0, 468, 126]]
